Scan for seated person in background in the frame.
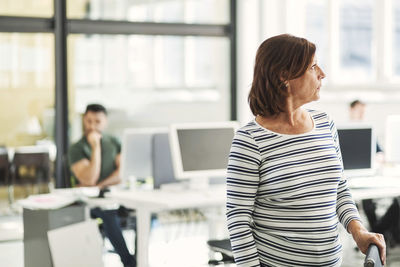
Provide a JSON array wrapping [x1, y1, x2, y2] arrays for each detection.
[[349, 99, 400, 247], [349, 99, 366, 122], [362, 198, 400, 247], [68, 104, 136, 267], [349, 100, 383, 153]]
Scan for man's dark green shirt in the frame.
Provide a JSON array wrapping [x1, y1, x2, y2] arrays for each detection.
[[68, 134, 121, 185]]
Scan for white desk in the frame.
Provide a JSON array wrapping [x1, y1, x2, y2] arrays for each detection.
[[106, 176, 400, 267], [107, 185, 226, 267], [348, 176, 400, 201]]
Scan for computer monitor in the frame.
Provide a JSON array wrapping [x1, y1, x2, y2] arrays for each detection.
[[120, 127, 168, 187], [385, 115, 400, 163], [337, 125, 376, 177], [169, 121, 239, 185]]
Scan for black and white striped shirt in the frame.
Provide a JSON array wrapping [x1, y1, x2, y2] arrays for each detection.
[[226, 110, 360, 267]]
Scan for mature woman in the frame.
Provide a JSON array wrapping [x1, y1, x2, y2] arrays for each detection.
[[226, 34, 386, 266]]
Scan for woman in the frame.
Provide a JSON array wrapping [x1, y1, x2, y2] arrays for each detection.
[[226, 34, 386, 266]]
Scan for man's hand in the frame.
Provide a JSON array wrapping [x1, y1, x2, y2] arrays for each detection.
[[87, 131, 102, 148]]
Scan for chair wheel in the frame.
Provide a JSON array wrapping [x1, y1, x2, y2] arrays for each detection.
[[208, 259, 221, 265]]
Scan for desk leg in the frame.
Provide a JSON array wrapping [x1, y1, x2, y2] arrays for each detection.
[[137, 209, 151, 267]]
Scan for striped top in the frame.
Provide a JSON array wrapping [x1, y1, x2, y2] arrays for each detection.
[[226, 110, 360, 267]]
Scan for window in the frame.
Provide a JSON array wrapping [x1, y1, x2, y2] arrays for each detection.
[[67, 0, 230, 24], [68, 34, 230, 141], [0, 33, 54, 146], [338, 0, 373, 82], [305, 0, 328, 75], [0, 0, 53, 17], [263, 0, 400, 86], [393, 0, 400, 76], [1, 0, 235, 186]]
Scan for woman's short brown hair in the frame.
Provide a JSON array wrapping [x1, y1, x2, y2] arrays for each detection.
[[248, 34, 316, 117]]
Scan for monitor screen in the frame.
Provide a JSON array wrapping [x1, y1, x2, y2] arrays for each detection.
[[120, 128, 168, 184], [337, 125, 376, 176], [169, 121, 238, 180]]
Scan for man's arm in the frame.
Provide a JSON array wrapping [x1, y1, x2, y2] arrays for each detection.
[[97, 154, 122, 189], [71, 134, 102, 186]]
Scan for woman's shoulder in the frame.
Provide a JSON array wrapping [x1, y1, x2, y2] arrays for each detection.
[[237, 120, 269, 133], [307, 109, 332, 122], [235, 120, 276, 142]]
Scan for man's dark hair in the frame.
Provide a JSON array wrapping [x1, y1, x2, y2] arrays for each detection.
[[248, 34, 316, 117], [85, 104, 107, 115], [350, 99, 365, 108]]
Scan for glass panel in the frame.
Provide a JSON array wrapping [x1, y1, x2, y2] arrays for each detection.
[[338, 0, 373, 82], [305, 0, 328, 76], [0, 33, 55, 146], [68, 34, 230, 142], [393, 0, 400, 76], [0, 0, 53, 17], [67, 0, 230, 24]]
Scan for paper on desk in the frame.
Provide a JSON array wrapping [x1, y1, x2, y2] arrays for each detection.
[[54, 187, 100, 198], [18, 193, 77, 210]]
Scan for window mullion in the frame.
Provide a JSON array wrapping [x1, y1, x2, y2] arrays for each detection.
[[375, 0, 393, 82], [327, 0, 339, 84]]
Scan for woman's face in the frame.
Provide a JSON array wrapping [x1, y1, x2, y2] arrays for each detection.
[[287, 55, 325, 105]]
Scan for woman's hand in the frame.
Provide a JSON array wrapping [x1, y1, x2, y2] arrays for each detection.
[[348, 220, 386, 265]]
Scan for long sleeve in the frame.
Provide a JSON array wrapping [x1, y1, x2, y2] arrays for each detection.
[[329, 119, 361, 230], [226, 129, 262, 267]]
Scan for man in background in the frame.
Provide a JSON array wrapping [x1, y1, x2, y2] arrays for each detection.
[[349, 99, 366, 122], [349, 99, 383, 153], [68, 104, 136, 267]]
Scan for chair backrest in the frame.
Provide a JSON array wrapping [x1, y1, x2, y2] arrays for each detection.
[[62, 154, 74, 188], [12, 150, 51, 185], [152, 133, 177, 189], [0, 147, 10, 185]]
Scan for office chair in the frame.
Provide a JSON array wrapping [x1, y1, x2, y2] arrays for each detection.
[[0, 147, 10, 185], [0, 147, 14, 205], [62, 154, 79, 188], [207, 238, 234, 265], [152, 133, 178, 189], [364, 244, 383, 267], [11, 148, 51, 195]]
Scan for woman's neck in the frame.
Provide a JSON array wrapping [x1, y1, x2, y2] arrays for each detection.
[[256, 108, 313, 135]]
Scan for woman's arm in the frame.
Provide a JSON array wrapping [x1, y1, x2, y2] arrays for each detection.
[[329, 117, 386, 264], [226, 129, 262, 267]]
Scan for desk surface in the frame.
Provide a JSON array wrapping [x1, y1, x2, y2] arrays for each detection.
[[348, 176, 400, 201], [108, 176, 400, 208], [107, 184, 226, 267], [108, 184, 226, 212]]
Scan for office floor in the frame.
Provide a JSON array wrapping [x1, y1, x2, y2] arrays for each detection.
[[1, 203, 400, 266], [0, 208, 233, 267]]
